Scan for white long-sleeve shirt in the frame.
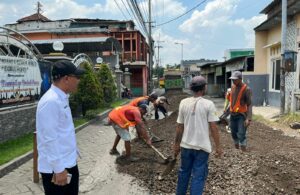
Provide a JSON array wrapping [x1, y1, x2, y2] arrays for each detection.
[[36, 85, 78, 173]]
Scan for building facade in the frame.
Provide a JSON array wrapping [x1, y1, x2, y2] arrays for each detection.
[[224, 48, 254, 60], [254, 0, 300, 111], [5, 13, 150, 96], [181, 59, 217, 88]]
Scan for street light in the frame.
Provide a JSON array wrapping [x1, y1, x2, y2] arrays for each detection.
[[174, 42, 183, 65]]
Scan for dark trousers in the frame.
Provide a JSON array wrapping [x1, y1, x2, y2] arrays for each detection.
[[41, 165, 79, 195], [230, 114, 247, 146], [155, 105, 167, 120]]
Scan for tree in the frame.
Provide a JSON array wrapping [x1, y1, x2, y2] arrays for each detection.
[[96, 64, 117, 105], [153, 66, 165, 78], [71, 62, 103, 116]]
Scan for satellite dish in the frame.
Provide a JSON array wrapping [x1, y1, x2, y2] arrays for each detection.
[[96, 57, 103, 64], [53, 41, 64, 51]]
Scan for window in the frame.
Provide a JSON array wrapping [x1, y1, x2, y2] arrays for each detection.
[[124, 40, 131, 52], [271, 59, 281, 90], [132, 40, 136, 51]]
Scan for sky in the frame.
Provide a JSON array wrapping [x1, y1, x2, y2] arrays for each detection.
[[0, 0, 271, 66]]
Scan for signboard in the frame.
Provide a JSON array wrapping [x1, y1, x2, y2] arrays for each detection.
[[216, 66, 223, 76], [165, 78, 183, 90], [0, 56, 42, 107]]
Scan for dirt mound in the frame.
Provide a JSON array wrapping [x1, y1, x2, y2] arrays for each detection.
[[116, 91, 300, 194]]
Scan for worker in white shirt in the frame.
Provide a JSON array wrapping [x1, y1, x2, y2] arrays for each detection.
[[151, 96, 170, 120], [36, 60, 85, 195], [148, 96, 170, 120]]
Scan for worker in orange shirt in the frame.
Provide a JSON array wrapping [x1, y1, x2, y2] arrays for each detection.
[[108, 104, 152, 163], [128, 93, 158, 107], [228, 71, 252, 152]]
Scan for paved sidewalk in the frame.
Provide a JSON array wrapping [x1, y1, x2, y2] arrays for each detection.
[[0, 119, 149, 194], [252, 106, 280, 120]]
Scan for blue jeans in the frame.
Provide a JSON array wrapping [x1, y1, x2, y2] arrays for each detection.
[[230, 114, 247, 146], [176, 148, 209, 195]]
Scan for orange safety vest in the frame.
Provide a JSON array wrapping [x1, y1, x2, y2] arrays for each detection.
[[230, 84, 247, 113], [108, 105, 139, 129], [128, 96, 149, 106]]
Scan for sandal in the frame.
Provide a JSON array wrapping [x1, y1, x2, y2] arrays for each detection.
[[109, 149, 120, 155]]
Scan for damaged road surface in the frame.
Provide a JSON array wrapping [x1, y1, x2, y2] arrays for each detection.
[[113, 91, 300, 194]]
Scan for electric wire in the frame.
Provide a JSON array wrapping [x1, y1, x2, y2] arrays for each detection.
[[156, 0, 208, 27], [113, 0, 128, 20], [120, 0, 135, 20], [125, 0, 148, 36]]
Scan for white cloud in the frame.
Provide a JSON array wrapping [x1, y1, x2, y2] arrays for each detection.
[[137, 0, 186, 19], [175, 0, 267, 61], [233, 15, 267, 47], [179, 0, 240, 32], [153, 0, 186, 17], [153, 28, 189, 65], [0, 2, 28, 24], [43, 0, 107, 19]]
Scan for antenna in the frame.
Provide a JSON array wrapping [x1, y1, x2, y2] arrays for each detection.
[[36, 1, 43, 15]]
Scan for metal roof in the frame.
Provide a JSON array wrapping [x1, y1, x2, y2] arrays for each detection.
[[197, 62, 222, 68], [255, 0, 300, 31], [220, 55, 254, 66], [30, 37, 122, 54]]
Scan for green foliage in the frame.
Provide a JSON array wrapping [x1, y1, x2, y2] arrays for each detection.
[[73, 118, 89, 127], [96, 64, 117, 104], [71, 62, 103, 116], [153, 67, 165, 78], [111, 99, 130, 108], [252, 114, 268, 123], [0, 133, 33, 165], [1, 98, 129, 166], [276, 113, 300, 125]]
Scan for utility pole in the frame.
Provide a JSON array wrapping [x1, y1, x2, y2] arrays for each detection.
[[175, 42, 183, 66], [155, 41, 164, 87], [148, 0, 153, 93], [156, 40, 164, 69], [280, 0, 287, 115]]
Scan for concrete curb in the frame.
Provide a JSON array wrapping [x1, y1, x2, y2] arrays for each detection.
[[0, 107, 114, 178]]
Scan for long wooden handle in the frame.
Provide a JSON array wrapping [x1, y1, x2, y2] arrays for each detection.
[[150, 145, 168, 160]]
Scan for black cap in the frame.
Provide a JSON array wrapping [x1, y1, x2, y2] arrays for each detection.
[[138, 104, 148, 112], [149, 92, 158, 100], [52, 60, 85, 80], [190, 76, 207, 87]]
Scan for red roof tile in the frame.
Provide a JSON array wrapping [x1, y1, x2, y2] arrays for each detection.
[[17, 13, 51, 23]]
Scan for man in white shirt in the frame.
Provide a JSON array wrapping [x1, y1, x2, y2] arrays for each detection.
[[36, 60, 85, 195], [174, 76, 223, 195]]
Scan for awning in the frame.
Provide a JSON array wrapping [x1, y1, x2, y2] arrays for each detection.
[[28, 37, 122, 54], [263, 41, 281, 48], [123, 61, 147, 66]]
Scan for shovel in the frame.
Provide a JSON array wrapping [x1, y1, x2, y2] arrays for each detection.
[[143, 138, 170, 164], [147, 127, 164, 143], [149, 144, 170, 164], [158, 154, 178, 180]]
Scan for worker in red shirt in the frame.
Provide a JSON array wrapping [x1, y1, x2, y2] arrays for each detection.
[[128, 93, 158, 107], [108, 104, 152, 162]]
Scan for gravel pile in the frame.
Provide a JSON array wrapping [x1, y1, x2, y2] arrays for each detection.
[[116, 91, 300, 194]]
